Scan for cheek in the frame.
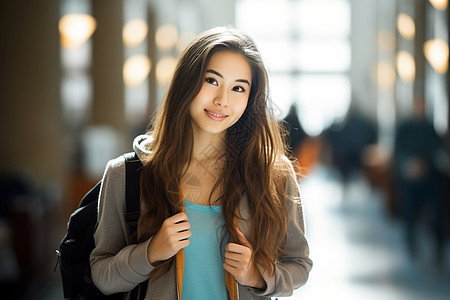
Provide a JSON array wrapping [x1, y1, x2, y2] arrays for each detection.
[[190, 85, 207, 108], [189, 95, 202, 119], [190, 86, 209, 111], [230, 98, 249, 124], [235, 97, 249, 116], [194, 83, 212, 101]]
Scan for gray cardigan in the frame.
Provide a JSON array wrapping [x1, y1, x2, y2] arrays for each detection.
[[90, 135, 312, 299]]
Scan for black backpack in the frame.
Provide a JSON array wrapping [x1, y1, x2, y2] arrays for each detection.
[[55, 152, 147, 300]]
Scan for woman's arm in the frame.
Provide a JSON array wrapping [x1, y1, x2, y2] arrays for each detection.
[[89, 156, 154, 295]]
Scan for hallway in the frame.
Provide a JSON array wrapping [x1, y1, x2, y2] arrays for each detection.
[[42, 163, 450, 300], [289, 164, 450, 300]]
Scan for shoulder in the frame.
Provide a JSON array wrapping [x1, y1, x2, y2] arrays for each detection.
[[275, 155, 298, 181], [100, 155, 127, 199], [103, 155, 126, 178], [95, 155, 129, 235]]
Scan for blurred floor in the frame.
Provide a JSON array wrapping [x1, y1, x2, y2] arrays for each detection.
[[287, 164, 450, 300], [39, 164, 450, 300]]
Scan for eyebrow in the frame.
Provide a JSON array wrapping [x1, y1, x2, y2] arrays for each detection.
[[206, 69, 251, 86]]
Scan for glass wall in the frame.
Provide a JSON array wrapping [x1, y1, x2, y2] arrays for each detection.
[[236, 0, 351, 136]]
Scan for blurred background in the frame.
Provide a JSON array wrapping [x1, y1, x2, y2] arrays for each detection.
[[1, 0, 449, 299]]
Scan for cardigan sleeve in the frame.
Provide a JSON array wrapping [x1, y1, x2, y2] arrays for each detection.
[[89, 156, 154, 295], [247, 159, 313, 297]]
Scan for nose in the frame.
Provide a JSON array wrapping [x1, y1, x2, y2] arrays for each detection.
[[213, 86, 229, 107]]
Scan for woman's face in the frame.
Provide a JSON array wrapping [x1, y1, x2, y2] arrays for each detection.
[[189, 50, 252, 137]]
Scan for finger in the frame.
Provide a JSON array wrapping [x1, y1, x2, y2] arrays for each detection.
[[225, 248, 252, 267], [168, 232, 191, 251], [161, 221, 190, 237], [224, 251, 243, 263], [173, 221, 191, 232], [178, 239, 190, 249], [224, 258, 240, 269], [168, 212, 189, 224], [223, 262, 236, 275], [226, 243, 251, 255], [169, 239, 190, 254], [174, 229, 192, 241]]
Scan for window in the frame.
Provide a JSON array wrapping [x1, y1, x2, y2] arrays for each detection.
[[236, 0, 351, 136]]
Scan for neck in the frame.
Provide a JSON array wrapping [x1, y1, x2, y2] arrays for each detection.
[[191, 131, 226, 162], [184, 131, 226, 189]]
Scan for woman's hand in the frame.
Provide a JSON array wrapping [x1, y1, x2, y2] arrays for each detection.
[[223, 226, 266, 289], [147, 212, 191, 265]]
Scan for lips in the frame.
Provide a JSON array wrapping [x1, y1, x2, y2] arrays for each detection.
[[204, 109, 228, 120]]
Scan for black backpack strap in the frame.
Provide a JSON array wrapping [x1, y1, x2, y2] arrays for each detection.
[[124, 152, 142, 238], [123, 152, 148, 300]]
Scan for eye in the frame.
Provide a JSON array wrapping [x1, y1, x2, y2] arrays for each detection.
[[205, 77, 217, 85], [232, 85, 245, 93]]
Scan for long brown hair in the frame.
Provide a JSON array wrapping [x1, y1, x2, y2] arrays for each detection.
[[138, 26, 293, 281]]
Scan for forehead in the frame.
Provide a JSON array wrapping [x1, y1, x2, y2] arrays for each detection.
[[207, 50, 252, 82]]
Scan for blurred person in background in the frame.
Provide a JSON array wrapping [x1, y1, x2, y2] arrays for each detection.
[[324, 104, 377, 184], [393, 96, 447, 265]]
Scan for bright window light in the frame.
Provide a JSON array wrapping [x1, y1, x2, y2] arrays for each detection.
[[269, 75, 295, 119], [156, 56, 178, 86], [59, 14, 96, 49], [429, 0, 448, 10], [396, 50, 415, 83], [397, 13, 415, 40], [424, 39, 449, 74], [257, 40, 295, 72], [295, 0, 351, 38], [123, 18, 148, 47], [297, 75, 351, 136], [123, 55, 151, 87], [155, 24, 179, 51], [296, 40, 351, 72], [236, 0, 351, 136], [236, 0, 291, 37], [61, 72, 91, 123]]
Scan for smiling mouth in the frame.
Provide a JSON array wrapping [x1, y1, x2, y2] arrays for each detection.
[[205, 109, 228, 118]]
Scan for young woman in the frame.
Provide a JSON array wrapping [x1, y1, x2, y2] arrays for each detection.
[[90, 26, 312, 300]]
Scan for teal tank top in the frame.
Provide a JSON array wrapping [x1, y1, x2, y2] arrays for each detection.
[[182, 199, 229, 300]]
